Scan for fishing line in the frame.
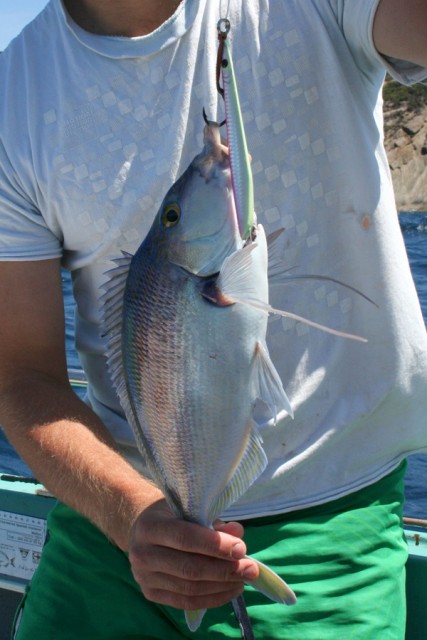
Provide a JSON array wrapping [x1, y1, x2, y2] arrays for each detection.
[[232, 596, 256, 640], [219, 0, 231, 21]]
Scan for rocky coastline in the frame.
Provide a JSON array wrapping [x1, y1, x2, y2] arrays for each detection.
[[383, 79, 427, 211]]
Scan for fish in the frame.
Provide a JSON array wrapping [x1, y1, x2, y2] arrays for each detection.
[[101, 122, 298, 633]]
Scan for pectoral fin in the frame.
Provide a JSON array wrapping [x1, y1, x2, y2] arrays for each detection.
[[202, 241, 263, 307], [224, 289, 368, 343], [214, 233, 367, 343]]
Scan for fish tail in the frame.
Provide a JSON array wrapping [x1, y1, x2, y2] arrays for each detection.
[[248, 557, 297, 606]]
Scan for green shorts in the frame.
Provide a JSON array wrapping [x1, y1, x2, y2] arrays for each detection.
[[12, 462, 408, 640]]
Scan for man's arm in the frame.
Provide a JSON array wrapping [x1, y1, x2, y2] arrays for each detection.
[[0, 258, 157, 549], [0, 259, 257, 611], [373, 0, 427, 67]]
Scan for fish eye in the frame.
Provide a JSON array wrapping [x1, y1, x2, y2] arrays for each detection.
[[161, 203, 181, 228]]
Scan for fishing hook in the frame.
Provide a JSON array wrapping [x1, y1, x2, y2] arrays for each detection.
[[202, 107, 225, 128], [200, 21, 230, 128]]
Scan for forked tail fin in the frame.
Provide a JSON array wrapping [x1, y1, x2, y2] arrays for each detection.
[[249, 557, 297, 605], [184, 557, 296, 633]]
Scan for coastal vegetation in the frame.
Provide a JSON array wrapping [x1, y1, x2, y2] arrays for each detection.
[[383, 78, 427, 113]]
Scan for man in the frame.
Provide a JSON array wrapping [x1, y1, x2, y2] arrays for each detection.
[[0, 1, 426, 638]]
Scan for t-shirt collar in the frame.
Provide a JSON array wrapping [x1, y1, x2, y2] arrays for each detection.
[[58, 0, 198, 59]]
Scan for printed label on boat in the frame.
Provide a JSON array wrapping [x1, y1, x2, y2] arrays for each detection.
[[0, 510, 47, 581]]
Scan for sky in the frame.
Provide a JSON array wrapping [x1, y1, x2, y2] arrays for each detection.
[[0, 0, 49, 51]]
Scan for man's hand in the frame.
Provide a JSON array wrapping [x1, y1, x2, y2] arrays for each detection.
[[128, 499, 259, 611]]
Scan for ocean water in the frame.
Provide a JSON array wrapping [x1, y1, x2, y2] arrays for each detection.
[[0, 213, 426, 517], [398, 212, 427, 518]]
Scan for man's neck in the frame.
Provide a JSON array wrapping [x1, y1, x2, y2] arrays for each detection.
[[62, 1, 183, 37]]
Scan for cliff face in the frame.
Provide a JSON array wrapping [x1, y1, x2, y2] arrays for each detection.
[[383, 80, 427, 211]]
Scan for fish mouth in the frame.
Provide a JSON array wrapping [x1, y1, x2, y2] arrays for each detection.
[[166, 126, 242, 277], [195, 123, 230, 181]]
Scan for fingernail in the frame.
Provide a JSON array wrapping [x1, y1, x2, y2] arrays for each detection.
[[243, 565, 257, 580], [231, 542, 245, 559]]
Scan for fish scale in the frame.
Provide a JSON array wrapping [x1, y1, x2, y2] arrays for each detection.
[[124, 248, 267, 524]]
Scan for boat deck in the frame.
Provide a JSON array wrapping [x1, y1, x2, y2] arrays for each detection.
[[0, 473, 426, 639]]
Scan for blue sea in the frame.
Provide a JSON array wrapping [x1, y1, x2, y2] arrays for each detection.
[[0, 213, 426, 518]]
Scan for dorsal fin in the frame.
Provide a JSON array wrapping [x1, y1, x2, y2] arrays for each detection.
[[99, 253, 183, 517], [100, 252, 133, 398]]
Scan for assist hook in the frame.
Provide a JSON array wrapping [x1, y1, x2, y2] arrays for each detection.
[[202, 18, 230, 129], [216, 18, 231, 97]]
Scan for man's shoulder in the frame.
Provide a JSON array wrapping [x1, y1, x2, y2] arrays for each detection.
[[0, 2, 60, 83]]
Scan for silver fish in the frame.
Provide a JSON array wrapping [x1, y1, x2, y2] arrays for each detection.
[[102, 123, 297, 632]]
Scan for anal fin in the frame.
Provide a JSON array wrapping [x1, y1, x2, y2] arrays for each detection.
[[208, 421, 268, 524], [254, 341, 293, 421]]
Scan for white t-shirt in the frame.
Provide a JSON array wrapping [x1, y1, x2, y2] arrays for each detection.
[[0, 0, 426, 518]]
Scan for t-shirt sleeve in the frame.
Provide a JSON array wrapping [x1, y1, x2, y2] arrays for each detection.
[[0, 139, 62, 261], [335, 0, 427, 85]]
